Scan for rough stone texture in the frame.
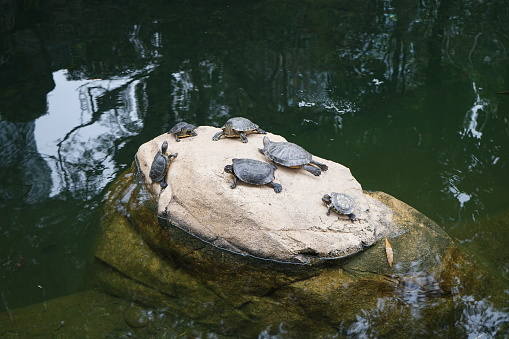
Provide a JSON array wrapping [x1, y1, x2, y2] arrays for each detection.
[[0, 289, 237, 338], [3, 159, 507, 339], [135, 126, 394, 263], [92, 167, 508, 337], [5, 131, 508, 338]]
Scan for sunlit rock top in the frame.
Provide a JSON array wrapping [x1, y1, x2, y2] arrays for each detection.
[[135, 126, 393, 263]]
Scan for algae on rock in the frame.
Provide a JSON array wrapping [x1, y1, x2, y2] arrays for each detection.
[[91, 129, 508, 336]]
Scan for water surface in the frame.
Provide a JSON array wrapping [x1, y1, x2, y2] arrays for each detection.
[[1, 0, 508, 336]]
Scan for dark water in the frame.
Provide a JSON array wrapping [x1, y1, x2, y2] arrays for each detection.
[[1, 0, 509, 336]]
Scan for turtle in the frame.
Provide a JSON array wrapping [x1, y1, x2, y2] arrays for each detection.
[[258, 136, 328, 176], [224, 158, 282, 193], [212, 117, 266, 143], [322, 192, 357, 221], [167, 122, 198, 142], [149, 140, 178, 189]]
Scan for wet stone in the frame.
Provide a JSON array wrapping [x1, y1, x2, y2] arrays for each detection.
[[123, 306, 149, 328], [90, 128, 508, 337]]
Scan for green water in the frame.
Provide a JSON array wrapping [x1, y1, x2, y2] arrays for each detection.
[[1, 0, 508, 336]]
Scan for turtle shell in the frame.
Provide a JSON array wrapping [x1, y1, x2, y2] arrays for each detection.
[[330, 192, 355, 215], [261, 137, 312, 167], [232, 158, 276, 185], [168, 122, 197, 134], [223, 117, 259, 132], [149, 151, 168, 182]]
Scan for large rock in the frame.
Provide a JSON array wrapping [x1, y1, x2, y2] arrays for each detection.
[[91, 127, 509, 337], [134, 126, 395, 263], [93, 164, 509, 337]]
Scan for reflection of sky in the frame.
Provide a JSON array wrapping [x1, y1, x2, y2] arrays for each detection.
[[35, 71, 89, 197], [443, 170, 471, 209], [440, 82, 494, 211], [455, 296, 509, 338], [34, 70, 148, 198], [346, 294, 509, 338], [461, 82, 487, 140], [36, 71, 89, 155]]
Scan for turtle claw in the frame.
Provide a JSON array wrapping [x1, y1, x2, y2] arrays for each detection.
[[303, 165, 321, 176], [230, 176, 238, 189], [239, 133, 249, 143], [212, 131, 223, 141], [311, 160, 328, 171], [271, 182, 283, 193]]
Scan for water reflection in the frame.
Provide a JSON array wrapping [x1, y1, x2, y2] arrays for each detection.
[[35, 69, 151, 198], [0, 0, 508, 336], [346, 293, 509, 338], [455, 296, 509, 338], [461, 82, 488, 140], [0, 120, 51, 205], [345, 259, 509, 338]]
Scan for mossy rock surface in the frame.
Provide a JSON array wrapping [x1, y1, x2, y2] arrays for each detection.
[[3, 155, 506, 338], [92, 162, 507, 336]]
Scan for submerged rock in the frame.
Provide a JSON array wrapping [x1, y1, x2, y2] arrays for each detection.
[[92, 127, 509, 337], [134, 126, 394, 263]]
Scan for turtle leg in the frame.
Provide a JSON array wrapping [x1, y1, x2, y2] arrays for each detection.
[[239, 132, 249, 143], [310, 159, 328, 171], [169, 152, 178, 160], [191, 131, 197, 137], [230, 176, 238, 189], [160, 180, 168, 189], [269, 181, 282, 193], [303, 164, 321, 176], [212, 131, 224, 141], [326, 206, 332, 215], [256, 127, 267, 134], [348, 213, 357, 222], [174, 134, 181, 142]]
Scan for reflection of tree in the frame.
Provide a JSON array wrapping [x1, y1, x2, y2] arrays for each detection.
[[0, 0, 16, 67], [0, 0, 16, 34], [153, 0, 508, 229], [1, 0, 506, 210], [46, 74, 149, 199], [0, 2, 54, 122], [0, 118, 52, 205]]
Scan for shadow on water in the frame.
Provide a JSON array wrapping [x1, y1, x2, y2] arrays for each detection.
[[1, 0, 509, 336]]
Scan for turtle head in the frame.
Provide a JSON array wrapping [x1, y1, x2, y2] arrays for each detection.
[[224, 121, 233, 134], [224, 164, 234, 174], [161, 140, 168, 153], [322, 194, 332, 204]]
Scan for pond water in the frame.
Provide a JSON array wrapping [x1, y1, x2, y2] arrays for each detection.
[[1, 0, 509, 336]]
